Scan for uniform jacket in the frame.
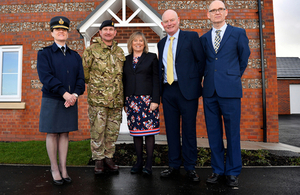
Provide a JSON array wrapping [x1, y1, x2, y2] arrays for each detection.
[[37, 43, 85, 100], [200, 25, 251, 98], [123, 52, 160, 104], [157, 30, 205, 101], [82, 37, 126, 108]]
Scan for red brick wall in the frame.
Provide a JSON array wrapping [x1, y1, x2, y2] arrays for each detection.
[[0, 0, 279, 142], [278, 79, 300, 115]]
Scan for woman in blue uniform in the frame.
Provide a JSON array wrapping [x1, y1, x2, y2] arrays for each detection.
[[37, 16, 85, 185], [123, 32, 160, 175]]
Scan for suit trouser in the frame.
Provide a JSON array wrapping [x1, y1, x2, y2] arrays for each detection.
[[162, 82, 199, 171], [88, 106, 122, 160], [203, 92, 242, 176]]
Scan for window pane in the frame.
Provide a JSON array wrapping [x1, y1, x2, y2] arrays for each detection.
[[2, 52, 19, 73], [1, 74, 18, 95]]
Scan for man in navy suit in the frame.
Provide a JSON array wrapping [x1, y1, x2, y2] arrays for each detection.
[[158, 9, 205, 181], [200, 0, 250, 187]]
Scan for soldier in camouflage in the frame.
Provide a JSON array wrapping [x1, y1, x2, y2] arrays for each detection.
[[82, 20, 125, 174]]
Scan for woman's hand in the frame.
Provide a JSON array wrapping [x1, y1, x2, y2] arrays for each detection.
[[149, 103, 158, 111], [63, 92, 77, 108]]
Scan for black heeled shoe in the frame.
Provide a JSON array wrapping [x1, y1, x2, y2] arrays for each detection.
[[142, 168, 152, 175], [51, 170, 64, 185], [130, 166, 143, 174], [53, 179, 64, 185], [62, 177, 72, 183]]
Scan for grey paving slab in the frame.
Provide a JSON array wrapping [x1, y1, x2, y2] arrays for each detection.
[[279, 114, 300, 148]]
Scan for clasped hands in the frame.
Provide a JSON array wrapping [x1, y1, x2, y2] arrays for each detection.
[[63, 92, 77, 108]]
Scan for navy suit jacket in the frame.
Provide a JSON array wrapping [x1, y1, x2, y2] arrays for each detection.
[[200, 25, 250, 98], [157, 30, 205, 100]]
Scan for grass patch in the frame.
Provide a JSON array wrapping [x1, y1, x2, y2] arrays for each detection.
[[1, 141, 300, 166], [0, 141, 49, 165], [0, 140, 91, 165]]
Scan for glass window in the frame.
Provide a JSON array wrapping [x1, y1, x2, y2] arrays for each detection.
[[0, 46, 22, 102]]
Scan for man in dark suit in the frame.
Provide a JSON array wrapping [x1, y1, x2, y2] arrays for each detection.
[[158, 9, 205, 182], [200, 0, 251, 187]]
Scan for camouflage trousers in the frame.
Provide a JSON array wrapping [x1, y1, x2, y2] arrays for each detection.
[[88, 106, 122, 160]]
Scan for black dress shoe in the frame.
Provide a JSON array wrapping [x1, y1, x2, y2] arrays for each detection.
[[142, 168, 152, 176], [160, 167, 179, 178], [226, 175, 238, 187], [206, 173, 222, 184], [130, 166, 143, 174], [53, 179, 64, 185], [186, 170, 200, 182], [62, 177, 72, 183]]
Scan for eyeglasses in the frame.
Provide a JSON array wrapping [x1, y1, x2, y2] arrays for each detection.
[[209, 8, 226, 13]]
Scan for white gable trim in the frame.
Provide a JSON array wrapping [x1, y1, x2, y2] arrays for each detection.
[[77, 0, 164, 47]]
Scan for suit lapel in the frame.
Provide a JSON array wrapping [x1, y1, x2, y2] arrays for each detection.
[[217, 25, 233, 53], [135, 52, 146, 70], [206, 29, 215, 54], [175, 30, 184, 60], [159, 37, 167, 60], [126, 54, 135, 72]]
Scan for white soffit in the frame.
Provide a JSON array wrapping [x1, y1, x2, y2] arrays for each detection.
[[77, 0, 164, 47]]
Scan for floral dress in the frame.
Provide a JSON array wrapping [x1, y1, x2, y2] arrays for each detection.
[[124, 56, 160, 136]]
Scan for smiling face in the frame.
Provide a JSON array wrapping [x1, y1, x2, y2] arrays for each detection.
[[99, 26, 117, 45], [132, 36, 145, 54], [51, 28, 68, 45], [161, 10, 180, 36], [207, 0, 228, 28]]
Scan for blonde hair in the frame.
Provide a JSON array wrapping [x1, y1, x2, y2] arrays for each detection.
[[127, 32, 148, 54]]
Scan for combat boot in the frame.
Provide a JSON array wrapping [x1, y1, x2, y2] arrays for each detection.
[[104, 158, 119, 172], [94, 159, 104, 174]]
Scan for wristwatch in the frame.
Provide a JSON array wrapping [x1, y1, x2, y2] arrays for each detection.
[[72, 93, 78, 98]]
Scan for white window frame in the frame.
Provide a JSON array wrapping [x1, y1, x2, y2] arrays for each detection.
[[0, 45, 23, 102]]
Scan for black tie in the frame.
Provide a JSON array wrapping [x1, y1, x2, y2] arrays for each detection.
[[61, 46, 65, 56]]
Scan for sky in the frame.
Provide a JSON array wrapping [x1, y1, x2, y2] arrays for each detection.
[[273, 0, 300, 58]]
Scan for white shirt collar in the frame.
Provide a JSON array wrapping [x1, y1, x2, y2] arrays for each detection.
[[167, 29, 180, 40], [212, 23, 227, 36]]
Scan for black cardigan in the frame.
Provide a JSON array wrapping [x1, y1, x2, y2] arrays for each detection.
[[123, 52, 160, 104]]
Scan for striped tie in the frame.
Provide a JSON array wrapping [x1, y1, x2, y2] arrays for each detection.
[[214, 30, 221, 53]]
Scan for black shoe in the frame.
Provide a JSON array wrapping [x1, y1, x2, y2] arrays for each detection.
[[226, 175, 238, 187], [142, 168, 152, 176], [51, 170, 63, 185], [130, 166, 143, 174], [186, 170, 200, 182], [62, 177, 72, 183], [53, 179, 63, 185], [160, 167, 179, 178], [206, 173, 222, 184]]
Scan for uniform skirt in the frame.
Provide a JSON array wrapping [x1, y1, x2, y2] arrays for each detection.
[[125, 95, 160, 136], [39, 97, 78, 133]]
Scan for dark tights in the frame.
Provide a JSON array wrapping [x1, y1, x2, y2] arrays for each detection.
[[133, 135, 155, 171]]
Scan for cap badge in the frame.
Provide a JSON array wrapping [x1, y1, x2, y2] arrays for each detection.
[[59, 18, 64, 25], [112, 22, 114, 25]]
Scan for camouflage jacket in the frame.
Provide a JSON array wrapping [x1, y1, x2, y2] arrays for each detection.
[[82, 37, 125, 108]]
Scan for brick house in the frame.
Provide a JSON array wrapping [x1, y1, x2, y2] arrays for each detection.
[[277, 57, 300, 114], [0, 0, 278, 142]]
